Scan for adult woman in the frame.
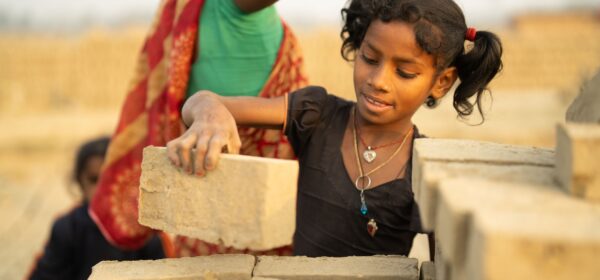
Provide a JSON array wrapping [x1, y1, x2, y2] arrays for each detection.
[[90, 0, 307, 256]]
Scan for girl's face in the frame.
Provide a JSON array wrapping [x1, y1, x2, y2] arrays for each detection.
[[353, 20, 456, 127], [80, 155, 104, 202]]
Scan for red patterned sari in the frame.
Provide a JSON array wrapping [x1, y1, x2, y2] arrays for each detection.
[[89, 0, 308, 255]]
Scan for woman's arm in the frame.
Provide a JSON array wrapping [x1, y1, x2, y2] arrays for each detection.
[[167, 90, 286, 176], [234, 0, 278, 13]]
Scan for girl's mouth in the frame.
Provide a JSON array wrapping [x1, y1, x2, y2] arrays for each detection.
[[361, 93, 393, 112]]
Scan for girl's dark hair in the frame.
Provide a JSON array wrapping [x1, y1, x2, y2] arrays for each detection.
[[341, 0, 503, 120], [73, 136, 110, 187]]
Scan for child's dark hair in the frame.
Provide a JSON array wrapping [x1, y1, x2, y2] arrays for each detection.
[[341, 0, 503, 120], [73, 136, 110, 187]]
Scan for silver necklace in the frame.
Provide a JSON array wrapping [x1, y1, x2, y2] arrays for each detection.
[[351, 108, 412, 237]]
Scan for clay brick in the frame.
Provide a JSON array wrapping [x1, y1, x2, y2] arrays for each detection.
[[253, 256, 419, 280], [412, 139, 554, 230], [419, 261, 435, 280], [566, 69, 600, 123], [88, 254, 255, 280], [436, 178, 600, 280], [412, 139, 554, 167], [555, 123, 600, 202], [434, 242, 451, 280], [138, 146, 299, 251], [408, 233, 430, 263]]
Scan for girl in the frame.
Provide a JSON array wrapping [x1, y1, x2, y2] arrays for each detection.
[[166, 0, 502, 257], [29, 137, 164, 280]]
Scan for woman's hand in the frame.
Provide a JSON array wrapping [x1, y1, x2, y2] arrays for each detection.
[[166, 91, 242, 176]]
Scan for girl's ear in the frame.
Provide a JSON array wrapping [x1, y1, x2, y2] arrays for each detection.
[[430, 67, 458, 100]]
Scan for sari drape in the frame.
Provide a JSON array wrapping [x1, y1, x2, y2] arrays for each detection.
[[90, 0, 308, 251]]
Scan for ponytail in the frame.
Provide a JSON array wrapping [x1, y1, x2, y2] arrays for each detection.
[[453, 30, 503, 121]]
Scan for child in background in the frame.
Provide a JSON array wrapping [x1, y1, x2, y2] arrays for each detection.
[[167, 0, 502, 257], [28, 137, 164, 280]]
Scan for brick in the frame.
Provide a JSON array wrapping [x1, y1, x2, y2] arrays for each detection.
[[412, 139, 554, 167], [408, 233, 430, 263], [412, 139, 554, 230], [434, 242, 451, 280], [419, 261, 435, 280], [138, 146, 299, 251], [467, 210, 600, 280], [555, 123, 600, 202], [566, 69, 600, 123], [253, 256, 419, 280], [435, 178, 600, 280], [88, 254, 255, 280]]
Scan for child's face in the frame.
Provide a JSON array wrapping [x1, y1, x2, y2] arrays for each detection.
[[80, 155, 104, 202], [353, 20, 456, 126]]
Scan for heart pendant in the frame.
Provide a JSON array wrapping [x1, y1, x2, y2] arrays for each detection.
[[363, 149, 377, 163], [367, 219, 378, 237]]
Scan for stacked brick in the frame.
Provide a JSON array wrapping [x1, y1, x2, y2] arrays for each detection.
[[89, 255, 420, 279], [92, 70, 600, 280], [413, 70, 600, 280]]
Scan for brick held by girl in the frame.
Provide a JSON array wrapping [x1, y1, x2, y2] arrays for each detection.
[[166, 0, 503, 257]]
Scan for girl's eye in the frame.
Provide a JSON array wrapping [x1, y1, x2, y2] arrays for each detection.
[[396, 69, 417, 79], [360, 53, 378, 65]]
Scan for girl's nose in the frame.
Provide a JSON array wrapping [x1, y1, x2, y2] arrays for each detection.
[[367, 64, 391, 93]]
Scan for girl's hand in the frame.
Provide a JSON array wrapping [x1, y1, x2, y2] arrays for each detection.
[[166, 91, 242, 176]]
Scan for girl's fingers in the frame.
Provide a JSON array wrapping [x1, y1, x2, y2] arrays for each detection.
[[227, 124, 242, 154], [166, 140, 181, 167], [205, 134, 226, 171], [178, 133, 198, 173], [193, 134, 210, 176], [165, 114, 239, 176]]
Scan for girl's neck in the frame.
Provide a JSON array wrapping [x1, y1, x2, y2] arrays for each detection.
[[355, 113, 413, 144]]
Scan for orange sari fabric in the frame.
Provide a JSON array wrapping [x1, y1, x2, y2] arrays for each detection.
[[89, 0, 307, 251]]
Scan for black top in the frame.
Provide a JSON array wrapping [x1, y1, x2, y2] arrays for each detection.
[[285, 86, 424, 257], [29, 203, 164, 280]]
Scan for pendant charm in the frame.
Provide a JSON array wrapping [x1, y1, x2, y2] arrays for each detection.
[[360, 202, 368, 215], [360, 191, 368, 215], [363, 147, 376, 163], [367, 219, 378, 237]]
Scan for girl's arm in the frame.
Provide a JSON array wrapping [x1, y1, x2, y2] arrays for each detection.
[[234, 0, 278, 13], [167, 90, 286, 176]]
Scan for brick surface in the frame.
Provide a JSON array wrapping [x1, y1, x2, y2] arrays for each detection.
[[412, 139, 554, 230], [555, 123, 600, 202], [412, 139, 554, 166], [419, 261, 435, 280], [138, 146, 299, 251], [88, 254, 255, 280], [253, 256, 419, 280], [566, 69, 600, 123], [436, 178, 600, 280], [434, 242, 451, 280]]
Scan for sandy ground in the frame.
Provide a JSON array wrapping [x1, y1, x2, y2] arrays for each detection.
[[0, 90, 572, 279]]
